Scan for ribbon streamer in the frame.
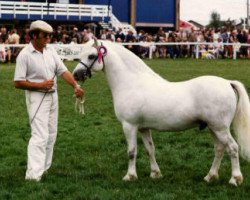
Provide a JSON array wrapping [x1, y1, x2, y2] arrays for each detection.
[[97, 45, 107, 63]]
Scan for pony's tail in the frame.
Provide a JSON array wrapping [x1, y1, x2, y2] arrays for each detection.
[[231, 81, 250, 162]]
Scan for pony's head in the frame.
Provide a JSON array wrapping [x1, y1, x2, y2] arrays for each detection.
[[73, 38, 107, 82]]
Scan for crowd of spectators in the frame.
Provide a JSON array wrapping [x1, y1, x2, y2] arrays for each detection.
[[1, 25, 250, 63]]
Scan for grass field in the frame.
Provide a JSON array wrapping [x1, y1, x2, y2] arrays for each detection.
[[1, 59, 250, 200]]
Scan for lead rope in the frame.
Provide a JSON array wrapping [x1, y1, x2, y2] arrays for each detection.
[[74, 83, 85, 115], [75, 95, 85, 115]]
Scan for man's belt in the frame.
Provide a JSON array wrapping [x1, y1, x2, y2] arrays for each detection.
[[36, 89, 56, 93]]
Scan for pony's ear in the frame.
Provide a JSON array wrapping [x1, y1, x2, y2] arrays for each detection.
[[92, 37, 98, 47]]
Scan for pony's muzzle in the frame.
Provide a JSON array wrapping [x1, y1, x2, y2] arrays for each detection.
[[73, 68, 88, 82]]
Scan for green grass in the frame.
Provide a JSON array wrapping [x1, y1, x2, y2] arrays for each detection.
[[1, 59, 250, 200]]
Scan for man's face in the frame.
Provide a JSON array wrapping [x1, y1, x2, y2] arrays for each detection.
[[34, 31, 51, 48]]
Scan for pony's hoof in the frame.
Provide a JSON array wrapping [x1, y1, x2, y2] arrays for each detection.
[[229, 176, 243, 186], [150, 170, 162, 179], [123, 173, 138, 181], [204, 173, 219, 183]]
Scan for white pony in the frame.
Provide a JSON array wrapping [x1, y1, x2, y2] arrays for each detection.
[[73, 39, 250, 186]]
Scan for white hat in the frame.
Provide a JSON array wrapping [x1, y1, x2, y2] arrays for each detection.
[[30, 20, 53, 33]]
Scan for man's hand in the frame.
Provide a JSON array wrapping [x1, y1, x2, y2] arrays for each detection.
[[74, 85, 84, 97], [41, 79, 54, 90]]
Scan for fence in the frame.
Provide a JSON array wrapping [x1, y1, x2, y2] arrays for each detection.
[[1, 42, 250, 61]]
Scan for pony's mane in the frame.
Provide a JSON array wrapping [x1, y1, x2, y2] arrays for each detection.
[[103, 41, 162, 78]]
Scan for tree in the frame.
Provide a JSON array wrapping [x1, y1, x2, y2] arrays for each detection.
[[207, 11, 223, 29]]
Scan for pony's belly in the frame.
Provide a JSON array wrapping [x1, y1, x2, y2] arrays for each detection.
[[139, 120, 198, 132]]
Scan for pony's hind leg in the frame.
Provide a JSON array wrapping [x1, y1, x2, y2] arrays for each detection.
[[209, 129, 243, 186], [122, 122, 138, 181], [140, 129, 162, 179], [204, 134, 225, 183]]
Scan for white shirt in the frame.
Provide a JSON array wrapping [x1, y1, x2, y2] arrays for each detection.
[[14, 43, 67, 91]]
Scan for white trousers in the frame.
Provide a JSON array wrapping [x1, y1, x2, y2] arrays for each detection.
[[25, 90, 58, 180]]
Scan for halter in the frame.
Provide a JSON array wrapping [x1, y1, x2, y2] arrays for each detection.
[[79, 43, 107, 79]]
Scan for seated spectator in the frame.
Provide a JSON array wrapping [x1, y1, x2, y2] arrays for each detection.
[[206, 44, 216, 59], [138, 35, 150, 58], [214, 37, 225, 58], [126, 37, 138, 55], [157, 36, 167, 58], [116, 37, 122, 42], [147, 35, 157, 59], [200, 44, 208, 59], [70, 37, 78, 44]]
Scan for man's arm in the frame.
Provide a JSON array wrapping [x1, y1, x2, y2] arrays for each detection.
[[14, 79, 54, 91], [61, 70, 84, 97]]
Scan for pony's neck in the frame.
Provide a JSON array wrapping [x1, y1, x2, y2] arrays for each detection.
[[103, 42, 166, 94]]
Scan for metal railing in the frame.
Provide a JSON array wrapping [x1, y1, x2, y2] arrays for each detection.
[[120, 42, 248, 60], [0, 1, 110, 21], [1, 42, 249, 61], [0, 1, 138, 34], [110, 13, 136, 35]]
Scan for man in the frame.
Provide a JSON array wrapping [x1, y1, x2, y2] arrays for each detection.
[[14, 20, 83, 181]]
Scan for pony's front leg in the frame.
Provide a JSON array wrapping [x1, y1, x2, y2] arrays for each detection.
[[122, 122, 138, 181], [140, 129, 162, 179]]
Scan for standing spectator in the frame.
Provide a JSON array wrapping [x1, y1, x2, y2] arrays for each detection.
[[70, 27, 81, 44], [53, 26, 63, 43], [227, 30, 236, 59], [240, 30, 248, 58], [125, 30, 136, 43], [7, 28, 20, 62], [81, 28, 94, 43], [105, 29, 115, 42], [115, 27, 125, 42], [0, 27, 8, 43], [20, 28, 31, 44], [187, 27, 197, 58], [14, 20, 84, 182], [156, 36, 167, 58], [180, 30, 189, 58], [125, 33, 138, 55], [220, 27, 229, 57], [167, 33, 180, 59], [0, 37, 7, 63], [99, 29, 107, 40], [155, 27, 166, 42], [247, 29, 250, 58]]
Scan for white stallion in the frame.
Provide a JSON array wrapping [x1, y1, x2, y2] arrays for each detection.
[[73, 39, 250, 186]]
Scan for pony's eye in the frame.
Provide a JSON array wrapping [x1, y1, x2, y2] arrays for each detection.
[[88, 54, 97, 60]]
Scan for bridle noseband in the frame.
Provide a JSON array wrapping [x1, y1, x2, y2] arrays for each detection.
[[79, 43, 107, 79]]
